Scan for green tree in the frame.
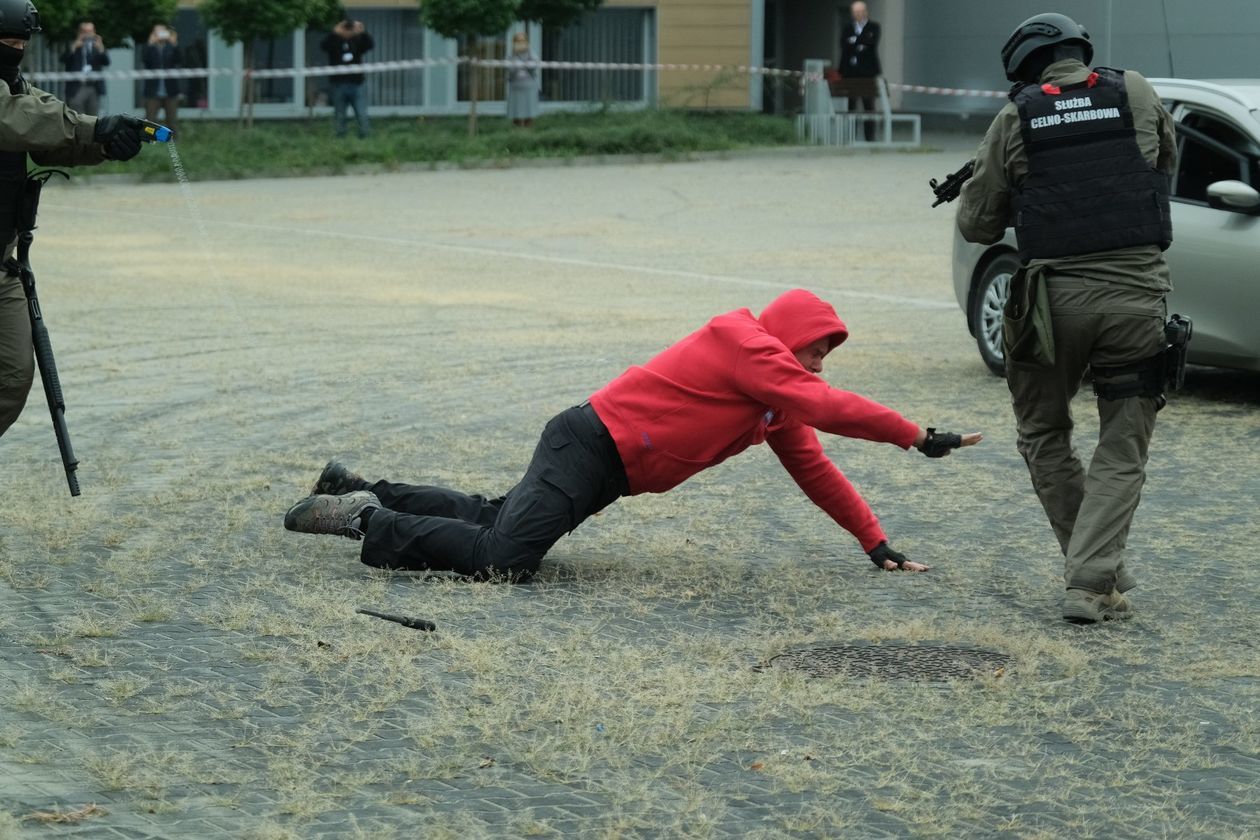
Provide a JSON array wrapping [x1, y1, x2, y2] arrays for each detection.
[[517, 0, 602, 34], [420, 0, 520, 136], [200, 0, 341, 126], [37, 0, 178, 47]]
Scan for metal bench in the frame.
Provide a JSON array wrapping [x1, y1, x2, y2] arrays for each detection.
[[796, 58, 921, 148]]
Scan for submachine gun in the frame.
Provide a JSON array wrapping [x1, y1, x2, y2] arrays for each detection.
[[929, 159, 975, 207], [11, 170, 78, 495]]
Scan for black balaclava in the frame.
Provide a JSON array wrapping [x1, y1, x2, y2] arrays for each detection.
[[1017, 43, 1089, 85], [0, 42, 24, 91]]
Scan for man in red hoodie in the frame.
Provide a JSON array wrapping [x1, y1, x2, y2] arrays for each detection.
[[284, 289, 981, 579]]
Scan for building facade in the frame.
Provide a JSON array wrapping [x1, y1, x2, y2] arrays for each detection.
[[28, 0, 765, 119], [26, 0, 1260, 120]]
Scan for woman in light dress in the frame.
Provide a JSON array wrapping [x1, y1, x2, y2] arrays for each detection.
[[506, 31, 539, 127]]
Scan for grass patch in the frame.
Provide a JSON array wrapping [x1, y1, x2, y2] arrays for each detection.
[[82, 110, 801, 183], [3, 156, 1258, 837]]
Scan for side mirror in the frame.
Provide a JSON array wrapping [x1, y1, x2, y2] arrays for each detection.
[[1206, 179, 1260, 213]]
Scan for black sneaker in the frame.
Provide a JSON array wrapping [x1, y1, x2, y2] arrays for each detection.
[[311, 460, 369, 497], [284, 491, 380, 540]]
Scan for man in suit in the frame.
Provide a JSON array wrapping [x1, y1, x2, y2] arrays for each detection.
[[839, 1, 881, 141], [60, 20, 109, 116]]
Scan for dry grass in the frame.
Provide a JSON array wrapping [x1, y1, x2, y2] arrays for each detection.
[[21, 803, 108, 824], [1, 155, 1257, 837]]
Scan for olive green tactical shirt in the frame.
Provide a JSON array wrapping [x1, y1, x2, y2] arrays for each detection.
[[957, 59, 1178, 295], [0, 78, 106, 263]]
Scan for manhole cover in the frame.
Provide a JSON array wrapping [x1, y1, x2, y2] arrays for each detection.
[[758, 642, 1010, 682]]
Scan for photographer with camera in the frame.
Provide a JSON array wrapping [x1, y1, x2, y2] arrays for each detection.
[[60, 19, 109, 116], [320, 13, 374, 138], [141, 22, 181, 133]]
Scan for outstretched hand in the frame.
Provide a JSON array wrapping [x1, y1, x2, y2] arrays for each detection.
[[914, 427, 983, 458], [868, 542, 930, 573]]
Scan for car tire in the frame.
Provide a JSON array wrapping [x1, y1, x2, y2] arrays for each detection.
[[969, 251, 1019, 376]]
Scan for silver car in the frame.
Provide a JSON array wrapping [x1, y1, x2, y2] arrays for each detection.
[[952, 78, 1260, 375]]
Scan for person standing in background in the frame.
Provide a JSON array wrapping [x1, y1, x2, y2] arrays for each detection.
[[839, 1, 881, 141], [60, 20, 109, 116], [320, 15, 374, 139], [141, 22, 181, 133], [506, 31, 539, 128]]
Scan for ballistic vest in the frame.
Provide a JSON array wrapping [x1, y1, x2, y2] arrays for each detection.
[[1011, 67, 1172, 263], [0, 150, 27, 253], [0, 73, 28, 252]]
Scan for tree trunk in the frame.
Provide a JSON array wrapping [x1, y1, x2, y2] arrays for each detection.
[[245, 44, 255, 129], [243, 41, 256, 129], [468, 39, 479, 138]]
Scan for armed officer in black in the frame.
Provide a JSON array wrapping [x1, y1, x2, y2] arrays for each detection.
[[0, 0, 150, 439], [957, 13, 1178, 624]]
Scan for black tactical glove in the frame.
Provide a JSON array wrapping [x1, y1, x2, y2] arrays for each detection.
[[916, 427, 963, 458], [868, 541, 909, 570], [93, 114, 145, 162]]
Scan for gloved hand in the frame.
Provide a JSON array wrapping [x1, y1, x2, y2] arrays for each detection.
[[93, 114, 145, 161], [868, 541, 909, 569], [916, 427, 963, 458]]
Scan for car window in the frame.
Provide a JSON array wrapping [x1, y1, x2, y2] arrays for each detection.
[[1180, 111, 1260, 156], [1178, 110, 1260, 186], [1173, 125, 1249, 204]]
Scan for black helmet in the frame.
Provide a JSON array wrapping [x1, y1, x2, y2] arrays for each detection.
[[0, 0, 39, 40], [1001, 13, 1092, 82]]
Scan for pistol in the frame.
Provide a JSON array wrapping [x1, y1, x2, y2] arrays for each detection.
[[1163, 314, 1193, 391]]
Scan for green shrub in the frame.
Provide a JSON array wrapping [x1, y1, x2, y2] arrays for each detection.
[[83, 110, 800, 182]]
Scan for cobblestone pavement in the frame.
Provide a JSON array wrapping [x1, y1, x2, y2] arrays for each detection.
[[1, 140, 1258, 839]]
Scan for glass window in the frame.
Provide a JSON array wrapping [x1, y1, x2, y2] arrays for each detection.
[[542, 9, 653, 103], [249, 34, 296, 105], [175, 9, 209, 109], [1179, 110, 1260, 187], [1174, 125, 1247, 203], [458, 34, 507, 102]]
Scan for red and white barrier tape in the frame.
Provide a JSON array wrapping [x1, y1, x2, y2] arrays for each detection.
[[28, 56, 823, 84], [888, 82, 1006, 99], [30, 58, 1010, 97]]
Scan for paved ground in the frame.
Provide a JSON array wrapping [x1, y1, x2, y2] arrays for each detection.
[[1, 139, 1258, 839]]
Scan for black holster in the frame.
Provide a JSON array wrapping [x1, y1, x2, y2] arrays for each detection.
[[1091, 314, 1193, 408]]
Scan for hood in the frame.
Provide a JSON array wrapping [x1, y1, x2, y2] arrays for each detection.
[[757, 289, 849, 352]]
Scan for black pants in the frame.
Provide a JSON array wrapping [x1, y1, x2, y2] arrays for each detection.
[[360, 403, 628, 580], [848, 94, 876, 141]]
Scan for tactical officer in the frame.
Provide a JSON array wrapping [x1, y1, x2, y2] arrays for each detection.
[[0, 0, 149, 439], [957, 13, 1177, 624]]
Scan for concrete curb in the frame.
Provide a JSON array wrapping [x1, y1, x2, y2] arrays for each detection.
[[55, 142, 956, 187]]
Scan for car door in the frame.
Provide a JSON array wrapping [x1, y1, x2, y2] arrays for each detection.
[[1167, 111, 1260, 369]]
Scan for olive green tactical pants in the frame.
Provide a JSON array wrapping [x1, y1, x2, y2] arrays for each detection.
[[0, 269, 34, 437], [1005, 277, 1165, 595]]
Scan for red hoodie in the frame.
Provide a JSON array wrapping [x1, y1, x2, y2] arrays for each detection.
[[588, 289, 921, 551]]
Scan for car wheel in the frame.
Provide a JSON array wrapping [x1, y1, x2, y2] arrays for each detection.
[[969, 252, 1019, 376]]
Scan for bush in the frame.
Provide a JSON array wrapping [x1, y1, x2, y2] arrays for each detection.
[[84, 110, 801, 182]]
